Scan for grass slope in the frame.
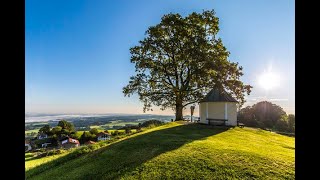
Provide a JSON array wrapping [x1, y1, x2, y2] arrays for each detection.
[[26, 153, 68, 171], [26, 122, 294, 179]]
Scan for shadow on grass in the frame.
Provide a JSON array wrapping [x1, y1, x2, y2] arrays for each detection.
[[26, 123, 230, 179]]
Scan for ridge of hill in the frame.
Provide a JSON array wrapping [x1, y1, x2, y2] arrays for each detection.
[[26, 122, 295, 179]]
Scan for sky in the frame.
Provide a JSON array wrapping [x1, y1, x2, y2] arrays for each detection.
[[26, 0, 295, 115]]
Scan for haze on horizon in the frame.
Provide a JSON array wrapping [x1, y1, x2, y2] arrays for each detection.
[[26, 0, 295, 115]]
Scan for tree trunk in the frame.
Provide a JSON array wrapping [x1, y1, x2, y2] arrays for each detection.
[[175, 101, 183, 121]]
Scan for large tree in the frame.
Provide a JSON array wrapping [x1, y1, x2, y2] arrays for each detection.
[[123, 10, 252, 120], [39, 125, 51, 135], [238, 101, 287, 130], [252, 101, 287, 128], [57, 120, 75, 133]]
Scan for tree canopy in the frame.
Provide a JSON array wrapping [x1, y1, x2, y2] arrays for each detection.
[[238, 101, 294, 133], [89, 128, 99, 135], [57, 120, 75, 132], [123, 10, 251, 120], [39, 125, 51, 135]]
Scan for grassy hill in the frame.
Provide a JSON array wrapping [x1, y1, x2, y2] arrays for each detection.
[[26, 122, 295, 179]]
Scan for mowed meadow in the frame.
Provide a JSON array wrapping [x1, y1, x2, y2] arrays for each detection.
[[26, 122, 294, 179]]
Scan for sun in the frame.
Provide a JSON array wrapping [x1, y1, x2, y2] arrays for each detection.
[[258, 71, 280, 90]]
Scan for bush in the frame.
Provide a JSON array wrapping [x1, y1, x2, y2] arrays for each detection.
[[275, 119, 289, 132], [125, 127, 131, 134], [37, 149, 67, 158], [136, 126, 142, 132], [141, 120, 164, 128], [112, 130, 119, 136], [90, 128, 99, 135]]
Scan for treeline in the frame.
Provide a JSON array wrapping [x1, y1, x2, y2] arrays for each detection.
[[238, 101, 295, 133], [117, 120, 165, 131], [33, 119, 166, 145]]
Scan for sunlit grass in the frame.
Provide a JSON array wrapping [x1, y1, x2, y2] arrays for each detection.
[[25, 153, 69, 171], [26, 122, 294, 179], [25, 129, 40, 134]]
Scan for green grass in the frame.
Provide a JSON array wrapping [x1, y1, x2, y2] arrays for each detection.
[[26, 122, 294, 179], [25, 152, 69, 171], [25, 129, 40, 134]]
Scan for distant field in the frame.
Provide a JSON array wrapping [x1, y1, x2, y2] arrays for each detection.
[[25, 129, 40, 134], [26, 120, 139, 136], [78, 129, 136, 134], [26, 122, 294, 179], [90, 120, 140, 130]]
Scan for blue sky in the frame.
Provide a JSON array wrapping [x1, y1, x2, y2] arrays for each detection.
[[26, 0, 295, 115]]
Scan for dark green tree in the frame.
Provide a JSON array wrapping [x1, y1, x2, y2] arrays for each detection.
[[252, 101, 287, 128], [57, 120, 75, 132], [89, 128, 99, 135], [51, 126, 62, 136], [275, 115, 289, 132], [237, 106, 258, 127], [123, 10, 252, 120], [287, 114, 295, 133], [112, 130, 119, 136], [79, 131, 95, 144], [125, 127, 131, 134], [238, 101, 288, 131], [39, 125, 51, 135]]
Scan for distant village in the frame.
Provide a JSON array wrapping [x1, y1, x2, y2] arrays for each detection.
[[25, 119, 162, 152], [25, 131, 111, 152], [25, 119, 139, 152]]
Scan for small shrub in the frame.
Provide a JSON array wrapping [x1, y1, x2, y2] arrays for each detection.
[[141, 120, 164, 128], [125, 127, 131, 134]]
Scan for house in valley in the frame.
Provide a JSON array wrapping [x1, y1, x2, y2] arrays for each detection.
[[25, 140, 32, 152], [97, 132, 111, 141], [37, 132, 48, 140], [41, 142, 52, 148], [199, 88, 238, 126], [60, 137, 80, 149]]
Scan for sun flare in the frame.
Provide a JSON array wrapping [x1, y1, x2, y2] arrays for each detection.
[[258, 72, 280, 90]]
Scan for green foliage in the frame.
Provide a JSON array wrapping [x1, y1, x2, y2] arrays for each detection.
[[287, 114, 295, 133], [70, 132, 82, 140], [111, 130, 119, 136], [39, 125, 51, 135], [79, 131, 96, 144], [123, 10, 252, 120], [140, 120, 164, 128], [38, 149, 67, 158], [57, 120, 75, 133], [238, 101, 291, 133], [275, 119, 289, 132], [26, 123, 294, 179], [125, 127, 131, 134], [26, 127, 146, 177], [51, 126, 62, 135], [89, 128, 99, 135]]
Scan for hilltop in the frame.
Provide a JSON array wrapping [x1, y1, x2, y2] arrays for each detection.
[[26, 122, 295, 179]]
